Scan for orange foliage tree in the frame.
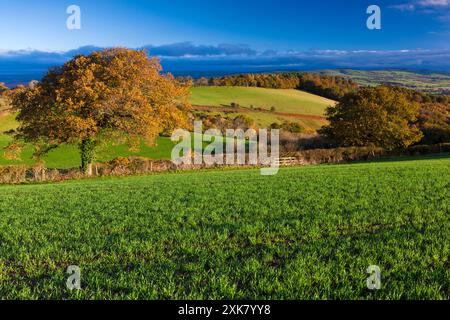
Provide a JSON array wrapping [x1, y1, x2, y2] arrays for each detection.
[[10, 48, 191, 174], [0, 82, 8, 94]]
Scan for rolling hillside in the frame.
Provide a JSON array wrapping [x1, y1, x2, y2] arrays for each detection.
[[190, 86, 334, 130], [190, 86, 335, 116], [0, 86, 333, 168]]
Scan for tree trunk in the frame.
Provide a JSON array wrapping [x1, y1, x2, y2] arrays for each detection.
[[80, 139, 95, 175], [86, 163, 93, 176]]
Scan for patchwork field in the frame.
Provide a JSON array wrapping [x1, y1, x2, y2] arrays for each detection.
[[318, 69, 450, 94], [0, 156, 448, 299], [190, 86, 333, 130]]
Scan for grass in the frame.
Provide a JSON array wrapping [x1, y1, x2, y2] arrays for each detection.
[[0, 113, 178, 168], [0, 155, 448, 299], [190, 86, 335, 116], [201, 110, 328, 130], [0, 113, 242, 168], [190, 86, 333, 131]]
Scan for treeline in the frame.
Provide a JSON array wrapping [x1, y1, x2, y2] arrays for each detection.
[[387, 87, 449, 145], [320, 85, 450, 149], [194, 112, 306, 134], [195, 113, 256, 133], [184, 73, 360, 100]]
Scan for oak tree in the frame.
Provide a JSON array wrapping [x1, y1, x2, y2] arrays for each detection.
[[0, 82, 8, 94], [10, 48, 191, 174], [319, 86, 423, 150]]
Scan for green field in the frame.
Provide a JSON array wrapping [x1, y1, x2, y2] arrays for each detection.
[[0, 113, 178, 168], [0, 156, 448, 299], [200, 110, 328, 130], [0, 113, 238, 168], [190, 86, 335, 116]]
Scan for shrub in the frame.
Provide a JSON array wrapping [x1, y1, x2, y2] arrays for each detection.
[[404, 143, 450, 155], [281, 121, 303, 133], [270, 122, 282, 130], [1, 144, 449, 184], [31, 162, 46, 182], [0, 166, 27, 184], [296, 146, 385, 164], [46, 169, 63, 182]]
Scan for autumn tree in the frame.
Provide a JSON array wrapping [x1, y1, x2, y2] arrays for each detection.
[[0, 82, 8, 94], [319, 86, 423, 150], [0, 83, 10, 113], [10, 48, 191, 174], [417, 102, 450, 144]]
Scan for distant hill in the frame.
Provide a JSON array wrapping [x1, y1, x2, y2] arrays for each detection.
[[2, 67, 449, 96], [316, 69, 450, 94]]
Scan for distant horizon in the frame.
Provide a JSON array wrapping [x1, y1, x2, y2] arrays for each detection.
[[2, 0, 450, 86], [2, 44, 450, 87], [2, 66, 449, 89]]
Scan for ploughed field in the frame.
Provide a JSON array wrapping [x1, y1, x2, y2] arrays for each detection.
[[0, 156, 448, 299]]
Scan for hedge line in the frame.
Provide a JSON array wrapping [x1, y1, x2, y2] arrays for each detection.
[[1, 143, 449, 184]]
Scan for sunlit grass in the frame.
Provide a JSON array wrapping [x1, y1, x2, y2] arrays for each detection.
[[0, 155, 448, 299]]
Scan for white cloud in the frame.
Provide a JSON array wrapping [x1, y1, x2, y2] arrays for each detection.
[[418, 0, 449, 6], [390, 0, 450, 28], [390, 0, 449, 11], [2, 45, 450, 78], [389, 3, 416, 11]]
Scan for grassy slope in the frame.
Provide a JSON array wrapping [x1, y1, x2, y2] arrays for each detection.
[[190, 86, 335, 116], [0, 113, 176, 168], [0, 113, 237, 168], [0, 156, 448, 299], [190, 86, 333, 130], [202, 110, 327, 129]]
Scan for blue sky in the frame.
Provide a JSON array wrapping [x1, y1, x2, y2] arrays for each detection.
[[1, 0, 450, 82], [1, 0, 449, 51]]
